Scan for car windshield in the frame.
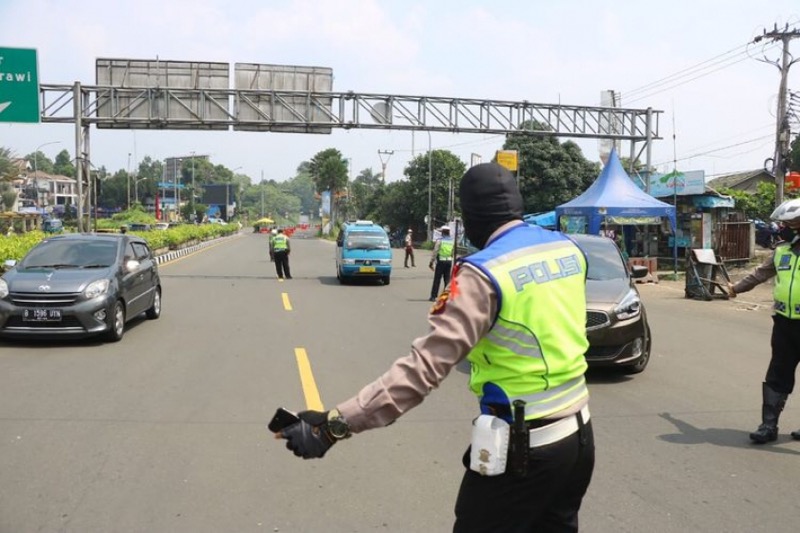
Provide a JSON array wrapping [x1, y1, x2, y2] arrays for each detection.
[[345, 231, 389, 250], [574, 237, 628, 280], [21, 240, 118, 269]]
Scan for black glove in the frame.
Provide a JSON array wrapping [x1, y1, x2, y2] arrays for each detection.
[[281, 410, 335, 459]]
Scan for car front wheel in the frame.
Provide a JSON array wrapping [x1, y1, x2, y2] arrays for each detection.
[[105, 300, 126, 342], [623, 325, 651, 375]]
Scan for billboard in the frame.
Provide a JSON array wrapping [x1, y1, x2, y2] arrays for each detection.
[[234, 63, 334, 133], [643, 170, 706, 197], [201, 184, 235, 206], [95, 58, 230, 130]]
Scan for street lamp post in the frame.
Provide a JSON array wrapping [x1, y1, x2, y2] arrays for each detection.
[[190, 151, 196, 221], [427, 130, 432, 242], [127, 152, 131, 210], [33, 141, 61, 210], [230, 167, 243, 221], [134, 176, 148, 205]]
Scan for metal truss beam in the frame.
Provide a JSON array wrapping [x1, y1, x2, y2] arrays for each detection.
[[40, 84, 661, 141]]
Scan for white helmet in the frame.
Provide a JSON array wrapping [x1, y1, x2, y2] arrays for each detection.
[[271, 229, 278, 235], [770, 199, 800, 223]]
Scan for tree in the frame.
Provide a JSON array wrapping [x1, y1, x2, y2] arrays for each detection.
[[281, 168, 319, 218], [309, 148, 348, 224], [402, 150, 466, 234], [503, 123, 600, 213], [0, 147, 19, 211], [790, 133, 800, 173], [721, 181, 800, 222], [98, 169, 131, 209], [135, 156, 163, 203], [24, 151, 54, 174], [53, 149, 75, 177], [350, 167, 384, 220]]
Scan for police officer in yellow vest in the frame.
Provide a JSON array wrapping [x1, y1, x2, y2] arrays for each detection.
[[729, 198, 800, 444], [271, 228, 292, 280], [268, 228, 277, 262], [429, 225, 455, 301], [274, 163, 594, 532]]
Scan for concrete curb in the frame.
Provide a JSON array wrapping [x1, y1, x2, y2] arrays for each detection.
[[154, 231, 242, 265]]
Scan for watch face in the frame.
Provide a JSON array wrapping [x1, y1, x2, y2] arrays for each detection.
[[328, 417, 350, 439]]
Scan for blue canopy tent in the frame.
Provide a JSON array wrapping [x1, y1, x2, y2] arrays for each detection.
[[555, 148, 676, 234], [523, 211, 556, 229], [555, 148, 678, 272]]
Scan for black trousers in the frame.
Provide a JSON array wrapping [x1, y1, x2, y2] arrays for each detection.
[[453, 420, 595, 533], [765, 315, 800, 394], [274, 251, 291, 279], [430, 260, 452, 299], [404, 247, 415, 267]]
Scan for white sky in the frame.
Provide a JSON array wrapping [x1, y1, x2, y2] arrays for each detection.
[[1, 0, 798, 184]]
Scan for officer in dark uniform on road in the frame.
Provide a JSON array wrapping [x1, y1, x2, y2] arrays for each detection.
[[272, 228, 292, 280], [429, 225, 454, 301], [273, 162, 594, 532], [729, 198, 800, 444]]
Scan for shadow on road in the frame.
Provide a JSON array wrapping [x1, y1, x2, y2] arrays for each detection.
[[657, 412, 800, 456]]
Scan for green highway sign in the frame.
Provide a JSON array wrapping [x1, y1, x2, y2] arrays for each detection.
[[0, 47, 40, 123]]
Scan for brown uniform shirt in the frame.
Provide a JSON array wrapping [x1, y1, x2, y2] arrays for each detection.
[[337, 221, 588, 434], [732, 238, 800, 295]]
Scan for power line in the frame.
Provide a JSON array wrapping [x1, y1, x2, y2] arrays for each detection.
[[621, 43, 753, 100], [650, 134, 773, 168], [620, 28, 790, 105]]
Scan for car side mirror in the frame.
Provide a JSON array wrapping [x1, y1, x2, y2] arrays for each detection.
[[3, 259, 17, 271], [125, 259, 140, 271]]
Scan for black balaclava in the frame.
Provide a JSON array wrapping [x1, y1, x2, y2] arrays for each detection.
[[778, 224, 796, 243], [458, 163, 524, 249]]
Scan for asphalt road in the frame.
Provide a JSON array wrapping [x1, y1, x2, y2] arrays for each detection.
[[0, 232, 796, 533]]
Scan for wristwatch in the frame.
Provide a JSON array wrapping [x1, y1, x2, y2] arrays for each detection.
[[327, 409, 352, 440]]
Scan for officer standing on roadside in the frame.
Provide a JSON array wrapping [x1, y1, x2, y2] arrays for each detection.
[[404, 228, 416, 268], [272, 228, 292, 280], [273, 162, 594, 532], [429, 225, 454, 301], [729, 198, 800, 444]]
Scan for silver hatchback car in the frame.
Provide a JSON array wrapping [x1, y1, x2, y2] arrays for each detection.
[[0, 233, 162, 342]]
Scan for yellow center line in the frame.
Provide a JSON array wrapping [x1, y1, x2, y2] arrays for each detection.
[[282, 292, 292, 311], [294, 348, 324, 411]]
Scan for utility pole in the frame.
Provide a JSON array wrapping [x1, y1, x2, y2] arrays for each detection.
[[127, 152, 131, 210], [753, 23, 800, 207], [377, 149, 394, 183], [190, 151, 195, 221]]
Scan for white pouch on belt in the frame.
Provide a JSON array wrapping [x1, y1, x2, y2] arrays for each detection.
[[469, 415, 510, 476]]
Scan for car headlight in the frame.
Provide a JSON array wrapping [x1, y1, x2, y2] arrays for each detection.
[[614, 289, 641, 320], [380, 259, 392, 265], [342, 259, 355, 265], [0, 279, 8, 299], [84, 279, 110, 299]]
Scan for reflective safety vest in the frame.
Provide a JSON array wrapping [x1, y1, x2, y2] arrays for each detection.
[[459, 224, 589, 422], [437, 238, 454, 261], [273, 234, 289, 251], [773, 242, 800, 319]]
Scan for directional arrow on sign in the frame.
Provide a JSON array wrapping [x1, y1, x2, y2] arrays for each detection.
[[0, 102, 11, 114]]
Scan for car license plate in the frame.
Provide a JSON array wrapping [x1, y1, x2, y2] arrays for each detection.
[[23, 308, 62, 322], [359, 266, 376, 273]]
